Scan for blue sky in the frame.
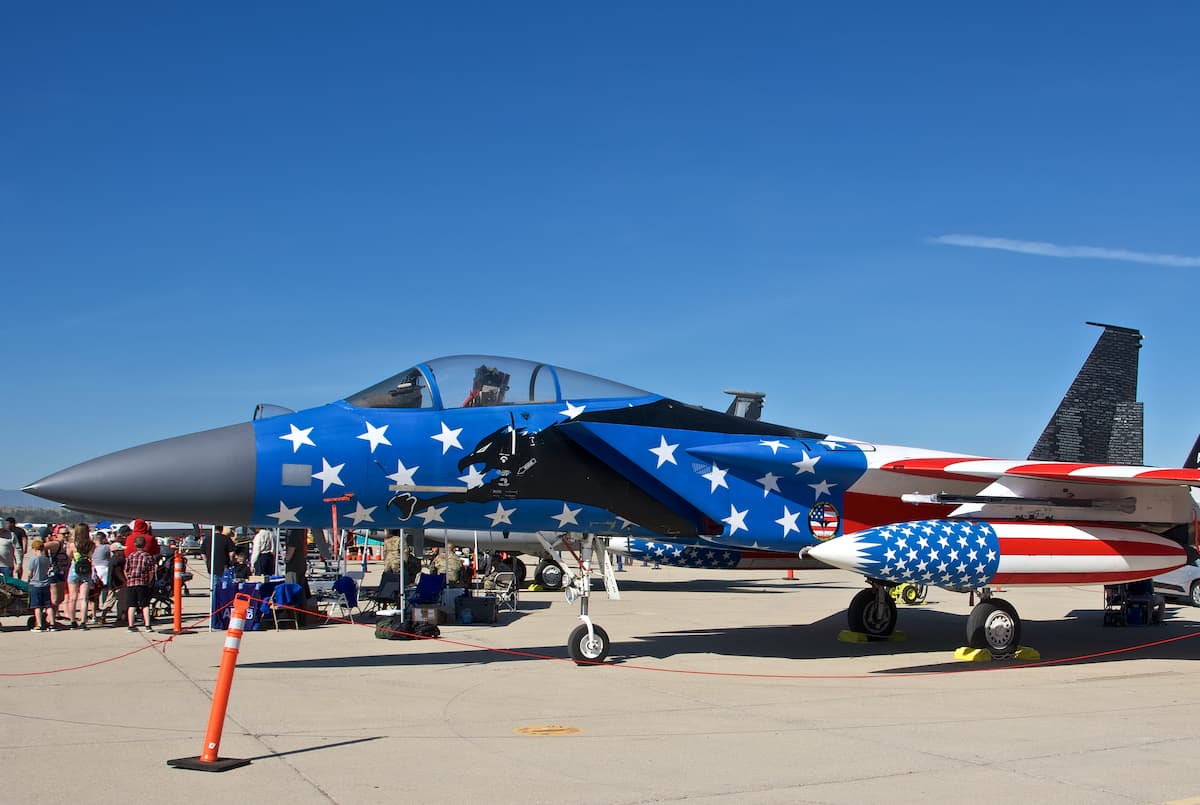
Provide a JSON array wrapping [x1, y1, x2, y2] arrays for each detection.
[[2, 3, 1198, 490]]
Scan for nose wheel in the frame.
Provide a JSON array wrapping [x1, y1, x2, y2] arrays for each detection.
[[568, 622, 610, 664]]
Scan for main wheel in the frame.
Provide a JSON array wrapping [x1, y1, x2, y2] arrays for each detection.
[[1190, 581, 1200, 607], [967, 598, 1021, 654], [535, 560, 564, 591], [847, 588, 897, 638], [567, 623, 610, 665]]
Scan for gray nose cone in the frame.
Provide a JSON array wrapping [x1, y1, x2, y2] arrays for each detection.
[[24, 422, 256, 524]]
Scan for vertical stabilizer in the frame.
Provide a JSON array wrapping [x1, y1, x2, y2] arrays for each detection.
[[1028, 323, 1143, 464], [1182, 434, 1200, 470]]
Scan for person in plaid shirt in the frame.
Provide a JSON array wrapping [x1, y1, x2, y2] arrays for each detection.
[[124, 535, 156, 632]]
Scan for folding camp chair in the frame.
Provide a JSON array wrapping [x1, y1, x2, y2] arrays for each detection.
[[489, 571, 518, 613], [269, 582, 304, 630], [320, 573, 361, 623], [408, 572, 446, 607], [361, 571, 402, 614]]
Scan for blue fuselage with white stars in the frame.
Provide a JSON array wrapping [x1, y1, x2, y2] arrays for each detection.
[[250, 395, 869, 555]]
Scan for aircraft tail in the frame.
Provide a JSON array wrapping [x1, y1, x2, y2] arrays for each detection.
[[1027, 322, 1143, 464], [1183, 433, 1200, 470]]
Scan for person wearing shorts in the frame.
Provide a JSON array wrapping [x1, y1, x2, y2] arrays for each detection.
[[122, 535, 156, 632], [24, 539, 54, 631]]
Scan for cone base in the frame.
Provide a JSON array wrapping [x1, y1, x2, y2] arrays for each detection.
[[167, 755, 251, 772]]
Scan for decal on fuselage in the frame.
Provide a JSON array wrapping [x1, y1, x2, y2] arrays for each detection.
[[808, 501, 840, 540]]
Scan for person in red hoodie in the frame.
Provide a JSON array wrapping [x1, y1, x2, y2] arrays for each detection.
[[125, 519, 161, 557]]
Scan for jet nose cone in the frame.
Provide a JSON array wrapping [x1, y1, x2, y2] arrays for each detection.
[[25, 422, 256, 524], [805, 533, 875, 574]]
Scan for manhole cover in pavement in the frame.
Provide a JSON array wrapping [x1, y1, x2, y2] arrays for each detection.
[[514, 725, 582, 736]]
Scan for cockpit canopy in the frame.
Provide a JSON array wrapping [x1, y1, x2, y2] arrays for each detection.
[[346, 355, 651, 411]]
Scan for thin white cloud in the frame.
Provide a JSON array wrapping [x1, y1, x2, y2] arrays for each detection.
[[928, 234, 1200, 268]]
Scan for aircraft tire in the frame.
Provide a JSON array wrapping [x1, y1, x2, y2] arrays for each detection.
[[535, 560, 564, 591], [847, 588, 897, 637], [568, 623, 610, 665], [967, 598, 1021, 654], [901, 584, 920, 605], [1190, 582, 1200, 608]]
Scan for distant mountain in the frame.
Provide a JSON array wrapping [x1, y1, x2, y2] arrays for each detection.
[[0, 489, 57, 509]]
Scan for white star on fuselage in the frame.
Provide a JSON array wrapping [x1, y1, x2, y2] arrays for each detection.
[[432, 422, 464, 454], [345, 501, 377, 525], [775, 506, 801, 537], [356, 422, 391, 453], [760, 439, 787, 454], [386, 459, 419, 488], [792, 450, 820, 475], [649, 435, 679, 468], [810, 479, 835, 499], [280, 424, 315, 453], [417, 505, 447, 525], [459, 464, 487, 489], [269, 501, 301, 524], [723, 505, 749, 535], [551, 503, 582, 528], [757, 472, 781, 497], [702, 463, 729, 493], [313, 458, 345, 492], [486, 502, 516, 527], [560, 401, 586, 419]]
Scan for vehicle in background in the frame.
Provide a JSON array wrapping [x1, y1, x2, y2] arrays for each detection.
[[180, 535, 203, 557], [1152, 555, 1200, 606]]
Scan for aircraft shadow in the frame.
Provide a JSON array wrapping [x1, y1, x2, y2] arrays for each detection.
[[876, 603, 1200, 674], [238, 604, 1200, 673]]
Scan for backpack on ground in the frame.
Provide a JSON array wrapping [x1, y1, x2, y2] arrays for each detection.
[[374, 614, 408, 640]]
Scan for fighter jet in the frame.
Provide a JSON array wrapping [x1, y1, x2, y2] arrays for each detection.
[[26, 329, 1199, 662]]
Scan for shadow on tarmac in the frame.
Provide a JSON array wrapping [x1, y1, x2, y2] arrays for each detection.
[[238, 603, 1200, 674], [243, 736, 384, 762]]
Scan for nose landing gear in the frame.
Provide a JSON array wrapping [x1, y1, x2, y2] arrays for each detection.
[[539, 532, 620, 666]]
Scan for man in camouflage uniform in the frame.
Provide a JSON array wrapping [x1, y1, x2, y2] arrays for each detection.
[[432, 543, 465, 585], [382, 530, 403, 574]]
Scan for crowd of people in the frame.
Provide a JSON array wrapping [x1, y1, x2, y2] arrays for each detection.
[[1, 517, 170, 632], [2, 518, 535, 630]]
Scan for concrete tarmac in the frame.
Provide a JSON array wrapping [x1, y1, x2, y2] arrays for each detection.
[[3, 563, 1200, 804]]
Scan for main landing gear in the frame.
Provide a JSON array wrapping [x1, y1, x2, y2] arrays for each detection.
[[966, 590, 1021, 655], [845, 583, 1023, 655], [846, 582, 899, 639], [539, 532, 619, 665]]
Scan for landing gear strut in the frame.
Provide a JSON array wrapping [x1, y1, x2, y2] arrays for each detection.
[[540, 532, 618, 665]]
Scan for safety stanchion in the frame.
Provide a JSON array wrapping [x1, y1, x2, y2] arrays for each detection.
[[167, 593, 252, 772], [172, 551, 193, 636]]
